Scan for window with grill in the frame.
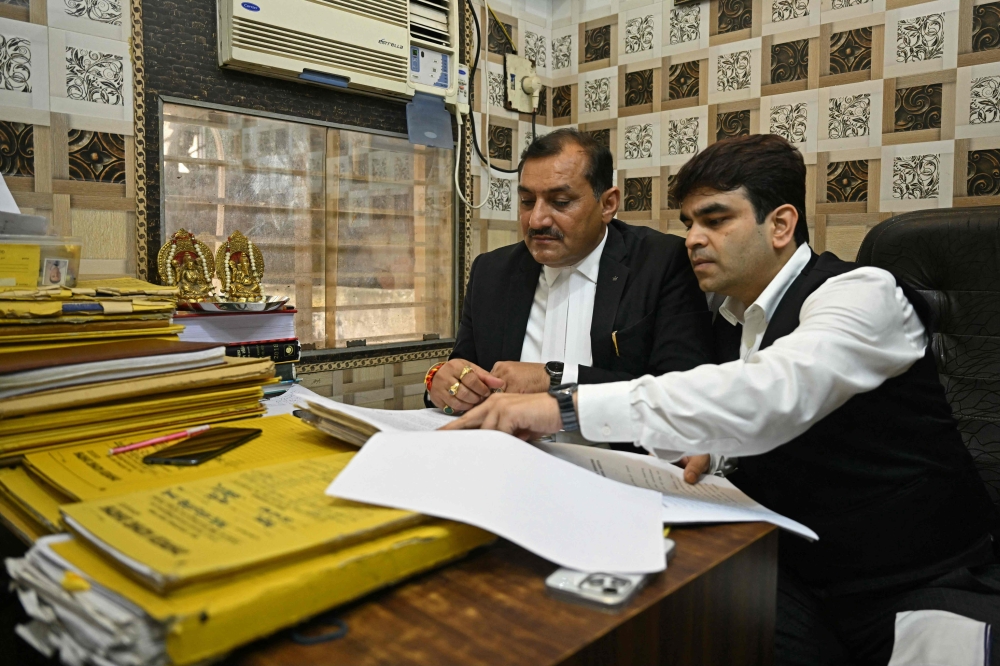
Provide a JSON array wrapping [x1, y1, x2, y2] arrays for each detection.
[[161, 101, 455, 350]]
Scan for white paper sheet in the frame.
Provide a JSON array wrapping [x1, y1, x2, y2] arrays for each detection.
[[0, 174, 20, 214], [298, 393, 455, 431], [262, 383, 325, 416], [535, 441, 818, 541], [326, 430, 667, 574]]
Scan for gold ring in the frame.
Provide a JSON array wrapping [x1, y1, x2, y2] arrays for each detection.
[[448, 381, 461, 396], [443, 405, 455, 415], [459, 366, 473, 381], [491, 387, 505, 394]]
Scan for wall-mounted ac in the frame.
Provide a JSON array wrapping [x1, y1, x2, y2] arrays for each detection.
[[217, 0, 459, 105]]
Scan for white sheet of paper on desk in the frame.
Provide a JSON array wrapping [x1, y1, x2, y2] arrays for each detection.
[[326, 430, 667, 574], [262, 383, 326, 416], [297, 393, 455, 431], [535, 442, 818, 541], [0, 174, 19, 213]]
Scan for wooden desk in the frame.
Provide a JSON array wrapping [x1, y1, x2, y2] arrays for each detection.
[[229, 521, 778, 666]]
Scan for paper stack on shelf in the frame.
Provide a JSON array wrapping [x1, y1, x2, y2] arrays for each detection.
[[0, 277, 183, 351]]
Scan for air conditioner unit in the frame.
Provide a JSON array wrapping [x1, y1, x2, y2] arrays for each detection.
[[217, 0, 459, 105]]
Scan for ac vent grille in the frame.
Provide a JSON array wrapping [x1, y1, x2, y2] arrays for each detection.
[[233, 16, 407, 82], [409, 0, 451, 48], [308, 0, 408, 27]]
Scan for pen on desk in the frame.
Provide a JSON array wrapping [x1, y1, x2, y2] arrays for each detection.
[[109, 425, 211, 456]]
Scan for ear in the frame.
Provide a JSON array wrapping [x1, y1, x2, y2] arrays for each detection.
[[601, 186, 621, 223], [769, 204, 799, 251]]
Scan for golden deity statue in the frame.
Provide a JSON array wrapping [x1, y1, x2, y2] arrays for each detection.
[[216, 230, 265, 302], [156, 229, 216, 302]]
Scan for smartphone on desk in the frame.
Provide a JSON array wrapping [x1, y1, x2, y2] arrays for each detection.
[[544, 538, 676, 611], [142, 427, 261, 466]]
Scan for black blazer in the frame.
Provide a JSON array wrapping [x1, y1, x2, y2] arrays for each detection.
[[451, 219, 715, 383]]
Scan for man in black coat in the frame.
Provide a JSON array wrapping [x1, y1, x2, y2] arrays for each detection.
[[426, 128, 713, 414]]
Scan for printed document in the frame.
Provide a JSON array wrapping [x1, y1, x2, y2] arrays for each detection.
[[326, 430, 667, 574]]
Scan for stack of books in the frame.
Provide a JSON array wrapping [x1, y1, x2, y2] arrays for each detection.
[[176, 306, 300, 391], [0, 277, 183, 352], [1, 415, 493, 665]]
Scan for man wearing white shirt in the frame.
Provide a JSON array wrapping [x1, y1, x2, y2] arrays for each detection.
[[425, 129, 714, 418], [446, 134, 1000, 664]]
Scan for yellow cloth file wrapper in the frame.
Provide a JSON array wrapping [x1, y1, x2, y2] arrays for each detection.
[[0, 467, 64, 533], [0, 323, 185, 345], [0, 490, 47, 543], [26, 414, 351, 501], [0, 384, 264, 437], [62, 453, 423, 592], [34, 521, 494, 666]]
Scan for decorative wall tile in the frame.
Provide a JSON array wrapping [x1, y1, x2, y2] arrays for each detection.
[[488, 124, 512, 161], [668, 117, 699, 154], [896, 13, 945, 63], [670, 4, 700, 45], [624, 122, 654, 158], [830, 27, 872, 74], [717, 50, 752, 92], [894, 83, 942, 132], [970, 76, 1000, 125], [65, 0, 122, 26], [584, 77, 611, 112], [488, 20, 515, 56], [624, 68, 653, 106], [973, 2, 1000, 53], [772, 0, 809, 23], [624, 15, 654, 54], [968, 149, 1000, 196], [893, 153, 940, 199], [537, 85, 547, 118], [769, 102, 808, 143], [0, 120, 32, 176], [65, 46, 123, 106], [68, 129, 124, 182], [0, 34, 32, 92], [828, 94, 870, 138], [586, 128, 611, 148], [488, 71, 506, 108], [771, 39, 808, 84], [831, 0, 872, 8], [487, 178, 512, 211], [668, 60, 699, 100], [552, 35, 573, 70], [524, 31, 547, 69], [666, 174, 678, 209], [623, 176, 652, 211], [718, 109, 751, 139], [552, 85, 573, 117], [719, 0, 752, 34], [585, 25, 611, 62], [827, 160, 868, 202]]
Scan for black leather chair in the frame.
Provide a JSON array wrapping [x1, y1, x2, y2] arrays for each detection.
[[857, 207, 1000, 506]]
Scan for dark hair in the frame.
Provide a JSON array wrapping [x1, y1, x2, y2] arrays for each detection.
[[671, 134, 809, 246], [519, 128, 614, 200]]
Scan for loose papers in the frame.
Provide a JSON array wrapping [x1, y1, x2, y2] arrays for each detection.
[[535, 441, 818, 540], [326, 431, 667, 574]]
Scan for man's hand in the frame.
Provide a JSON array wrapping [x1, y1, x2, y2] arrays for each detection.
[[490, 361, 550, 394], [429, 359, 504, 412], [677, 454, 711, 484], [440, 392, 563, 440]]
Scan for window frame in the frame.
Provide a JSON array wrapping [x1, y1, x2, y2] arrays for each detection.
[[157, 95, 460, 367]]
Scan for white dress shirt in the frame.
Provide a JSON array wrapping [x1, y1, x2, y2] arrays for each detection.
[[520, 228, 608, 383], [577, 242, 929, 460]]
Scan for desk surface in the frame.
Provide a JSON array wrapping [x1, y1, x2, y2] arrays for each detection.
[[228, 521, 778, 666]]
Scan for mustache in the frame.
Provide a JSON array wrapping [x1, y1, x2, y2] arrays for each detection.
[[527, 227, 565, 240]]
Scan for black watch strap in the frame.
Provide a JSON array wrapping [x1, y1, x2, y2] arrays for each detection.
[[549, 383, 579, 432]]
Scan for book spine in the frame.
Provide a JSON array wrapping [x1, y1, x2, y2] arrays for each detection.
[[225, 341, 300, 363]]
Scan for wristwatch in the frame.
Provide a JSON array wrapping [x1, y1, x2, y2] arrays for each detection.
[[544, 361, 564, 388], [548, 382, 579, 432]]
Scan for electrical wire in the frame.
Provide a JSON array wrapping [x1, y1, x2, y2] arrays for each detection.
[[454, 0, 495, 208]]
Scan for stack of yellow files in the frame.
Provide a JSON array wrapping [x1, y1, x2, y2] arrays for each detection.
[[3, 416, 494, 665], [0, 277, 182, 351]]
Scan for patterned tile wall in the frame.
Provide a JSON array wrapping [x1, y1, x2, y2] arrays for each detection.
[[469, 0, 1000, 262], [0, 0, 135, 275], [299, 356, 449, 409]]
